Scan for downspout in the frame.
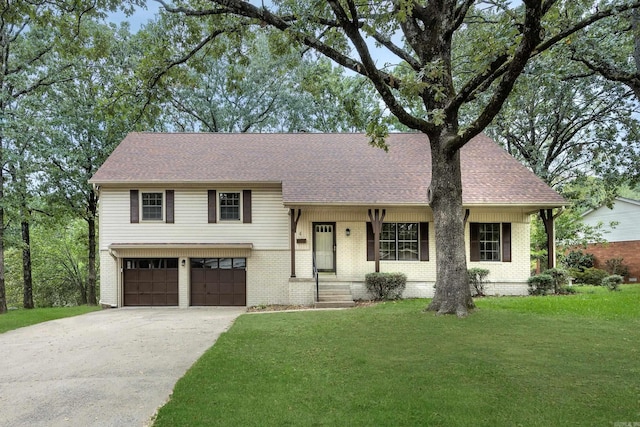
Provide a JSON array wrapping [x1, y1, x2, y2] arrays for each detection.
[[104, 247, 119, 308]]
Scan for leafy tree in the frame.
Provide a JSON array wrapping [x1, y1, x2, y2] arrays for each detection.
[[158, 1, 640, 316], [0, 0, 144, 313], [487, 53, 640, 192], [569, 6, 640, 100], [43, 21, 150, 305], [141, 15, 377, 133]]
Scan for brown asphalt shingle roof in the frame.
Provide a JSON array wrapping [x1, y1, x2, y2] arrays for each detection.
[[90, 132, 565, 207]]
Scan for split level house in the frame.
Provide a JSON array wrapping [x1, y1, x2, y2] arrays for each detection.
[[89, 132, 565, 308]]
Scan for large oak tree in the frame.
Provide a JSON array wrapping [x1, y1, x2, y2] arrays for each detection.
[[158, 0, 640, 316]]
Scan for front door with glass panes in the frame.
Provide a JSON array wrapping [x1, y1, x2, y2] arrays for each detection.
[[313, 223, 335, 272]]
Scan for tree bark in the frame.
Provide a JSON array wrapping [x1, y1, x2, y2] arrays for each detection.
[[21, 219, 34, 309], [426, 132, 475, 317], [0, 135, 6, 314], [87, 190, 98, 306]]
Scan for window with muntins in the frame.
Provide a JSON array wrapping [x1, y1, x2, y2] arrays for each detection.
[[380, 223, 419, 261], [219, 192, 240, 220], [141, 192, 163, 220], [479, 223, 501, 261]]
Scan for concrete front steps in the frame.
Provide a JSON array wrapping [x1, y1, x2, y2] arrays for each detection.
[[315, 283, 355, 308]]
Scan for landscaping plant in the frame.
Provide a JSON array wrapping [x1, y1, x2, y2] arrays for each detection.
[[364, 272, 406, 300]]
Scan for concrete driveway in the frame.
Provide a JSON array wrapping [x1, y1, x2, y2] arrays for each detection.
[[0, 307, 245, 427]]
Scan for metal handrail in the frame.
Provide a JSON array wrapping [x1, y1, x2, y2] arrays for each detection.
[[312, 252, 319, 302]]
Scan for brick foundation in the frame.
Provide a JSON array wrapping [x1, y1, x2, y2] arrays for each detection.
[[584, 240, 640, 283]]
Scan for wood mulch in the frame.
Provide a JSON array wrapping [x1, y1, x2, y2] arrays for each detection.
[[246, 300, 380, 312]]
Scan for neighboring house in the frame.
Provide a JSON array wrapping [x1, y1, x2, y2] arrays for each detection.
[[89, 132, 565, 308], [581, 197, 640, 283]]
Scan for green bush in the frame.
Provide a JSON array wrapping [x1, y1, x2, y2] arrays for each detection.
[[364, 272, 407, 300], [602, 275, 623, 292], [562, 250, 594, 272], [604, 258, 629, 279], [528, 274, 554, 296], [545, 268, 569, 294], [572, 267, 609, 286], [468, 268, 490, 297]]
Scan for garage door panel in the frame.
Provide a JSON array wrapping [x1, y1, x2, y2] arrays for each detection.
[[204, 269, 219, 282], [219, 294, 235, 306], [123, 258, 178, 306], [191, 257, 246, 306], [138, 270, 154, 281]]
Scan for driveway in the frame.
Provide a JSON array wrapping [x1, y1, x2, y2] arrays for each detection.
[[0, 307, 245, 427]]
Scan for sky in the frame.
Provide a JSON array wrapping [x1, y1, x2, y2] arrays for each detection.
[[108, 1, 161, 31]]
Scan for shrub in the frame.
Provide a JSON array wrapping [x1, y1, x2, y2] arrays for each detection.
[[572, 267, 609, 286], [562, 250, 595, 272], [544, 268, 569, 294], [602, 275, 623, 291], [468, 268, 490, 297], [364, 272, 407, 300], [528, 274, 554, 296], [604, 258, 629, 279]]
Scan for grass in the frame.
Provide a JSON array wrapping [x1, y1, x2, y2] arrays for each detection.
[[154, 285, 640, 427], [0, 305, 101, 334]]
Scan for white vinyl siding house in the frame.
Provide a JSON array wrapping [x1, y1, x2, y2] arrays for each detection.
[[91, 132, 565, 307]]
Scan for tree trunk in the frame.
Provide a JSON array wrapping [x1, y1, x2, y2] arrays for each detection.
[[22, 219, 34, 309], [426, 132, 475, 317], [87, 191, 98, 305], [0, 136, 6, 314]]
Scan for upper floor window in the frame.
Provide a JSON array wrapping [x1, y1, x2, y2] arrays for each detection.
[[142, 192, 163, 221], [219, 192, 240, 221]]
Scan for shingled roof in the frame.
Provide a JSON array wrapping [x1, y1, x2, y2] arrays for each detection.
[[90, 132, 565, 207]]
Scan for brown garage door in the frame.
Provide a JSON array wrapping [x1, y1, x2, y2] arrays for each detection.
[[124, 258, 179, 306], [191, 258, 246, 306]]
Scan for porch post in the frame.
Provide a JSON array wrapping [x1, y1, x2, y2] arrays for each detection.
[[368, 208, 386, 273], [290, 208, 301, 278], [540, 209, 556, 269]]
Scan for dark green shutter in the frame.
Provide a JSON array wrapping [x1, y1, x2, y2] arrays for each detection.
[[243, 190, 252, 223], [130, 190, 139, 223], [470, 222, 480, 262], [419, 222, 429, 261], [366, 222, 374, 261], [208, 190, 216, 223], [502, 223, 512, 262], [165, 190, 174, 223]]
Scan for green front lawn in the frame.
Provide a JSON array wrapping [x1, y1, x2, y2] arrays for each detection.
[[154, 286, 640, 426], [0, 306, 101, 334]]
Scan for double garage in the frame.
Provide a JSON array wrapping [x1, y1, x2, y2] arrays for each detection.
[[123, 257, 246, 306]]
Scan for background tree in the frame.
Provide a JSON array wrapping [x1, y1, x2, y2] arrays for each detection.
[[158, 0, 640, 316], [140, 15, 377, 133], [44, 21, 151, 305], [0, 0, 143, 312]]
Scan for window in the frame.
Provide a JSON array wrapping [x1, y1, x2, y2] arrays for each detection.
[[367, 222, 429, 262], [380, 223, 419, 261], [141, 192, 163, 220], [470, 222, 512, 262], [219, 192, 240, 221], [478, 223, 501, 261]]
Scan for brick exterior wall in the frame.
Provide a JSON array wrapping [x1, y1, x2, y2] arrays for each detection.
[[584, 240, 640, 283]]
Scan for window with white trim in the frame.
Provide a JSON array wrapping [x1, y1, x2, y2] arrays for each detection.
[[478, 223, 501, 261], [219, 192, 241, 221], [380, 223, 419, 261], [141, 192, 163, 221]]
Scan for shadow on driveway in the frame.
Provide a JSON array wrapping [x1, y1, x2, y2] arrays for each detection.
[[0, 307, 245, 427]]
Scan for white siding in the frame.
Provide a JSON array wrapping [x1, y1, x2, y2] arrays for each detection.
[[98, 186, 289, 250], [582, 199, 640, 242]]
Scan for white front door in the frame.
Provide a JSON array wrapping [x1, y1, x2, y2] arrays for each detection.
[[314, 223, 335, 272]]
